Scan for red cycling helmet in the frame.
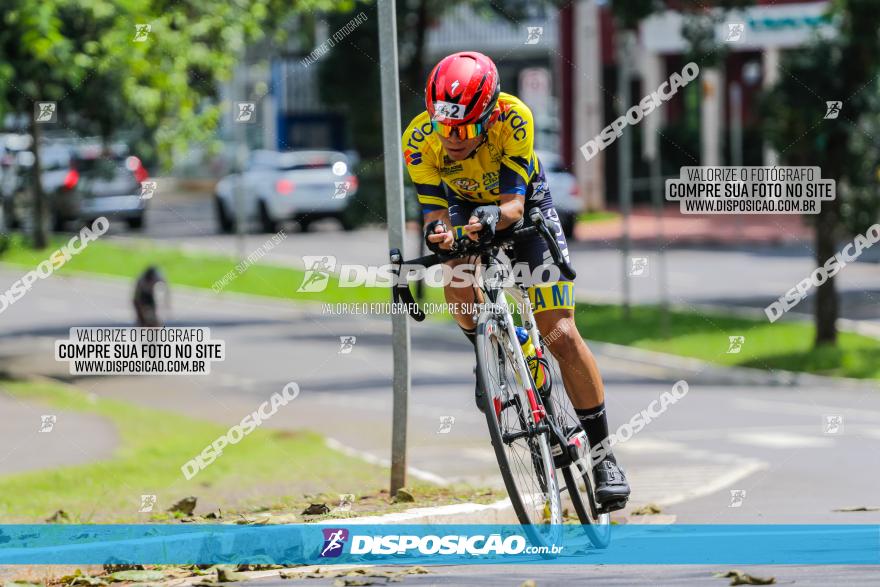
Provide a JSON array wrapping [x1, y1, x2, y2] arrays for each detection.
[[426, 52, 500, 137]]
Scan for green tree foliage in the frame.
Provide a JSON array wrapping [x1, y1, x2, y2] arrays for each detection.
[[763, 0, 880, 345], [0, 0, 350, 247]]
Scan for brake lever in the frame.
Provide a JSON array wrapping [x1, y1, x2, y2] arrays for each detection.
[[389, 248, 426, 321], [528, 209, 577, 280]]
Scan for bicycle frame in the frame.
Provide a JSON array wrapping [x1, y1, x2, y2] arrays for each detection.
[[475, 249, 574, 469], [390, 213, 612, 537]]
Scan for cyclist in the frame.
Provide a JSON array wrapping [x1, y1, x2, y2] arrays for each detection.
[[402, 51, 630, 510], [133, 265, 169, 327]]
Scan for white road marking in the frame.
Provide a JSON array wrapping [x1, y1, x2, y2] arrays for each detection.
[[325, 437, 450, 486], [733, 396, 880, 421], [616, 438, 769, 507], [628, 461, 768, 508], [729, 431, 834, 449]]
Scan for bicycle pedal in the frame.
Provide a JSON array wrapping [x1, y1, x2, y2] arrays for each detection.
[[597, 499, 628, 514]]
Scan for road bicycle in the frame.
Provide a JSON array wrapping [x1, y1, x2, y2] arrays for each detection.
[[390, 209, 611, 549]]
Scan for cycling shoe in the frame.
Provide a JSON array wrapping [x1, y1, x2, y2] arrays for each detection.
[[593, 459, 630, 511]]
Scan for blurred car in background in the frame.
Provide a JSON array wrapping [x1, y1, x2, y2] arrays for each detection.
[[0, 133, 34, 229], [214, 149, 358, 233], [536, 150, 580, 238], [5, 138, 150, 231]]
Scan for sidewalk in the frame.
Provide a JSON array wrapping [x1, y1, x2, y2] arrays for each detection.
[[574, 205, 814, 246], [0, 389, 118, 476]]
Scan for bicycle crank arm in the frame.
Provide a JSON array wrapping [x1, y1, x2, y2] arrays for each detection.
[[501, 423, 549, 445]]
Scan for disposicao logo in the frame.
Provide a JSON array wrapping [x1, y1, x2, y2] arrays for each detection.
[[320, 528, 349, 558]]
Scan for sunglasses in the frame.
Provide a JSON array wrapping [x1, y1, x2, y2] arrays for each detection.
[[431, 120, 486, 140]]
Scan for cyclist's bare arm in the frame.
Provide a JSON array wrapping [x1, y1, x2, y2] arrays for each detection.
[[424, 208, 454, 251]]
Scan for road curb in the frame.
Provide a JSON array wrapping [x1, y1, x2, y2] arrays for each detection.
[[324, 498, 518, 525], [588, 339, 879, 390], [418, 318, 879, 390], [10, 267, 876, 390]]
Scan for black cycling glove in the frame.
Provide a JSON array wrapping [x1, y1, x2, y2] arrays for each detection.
[[470, 205, 501, 242], [424, 219, 450, 254]]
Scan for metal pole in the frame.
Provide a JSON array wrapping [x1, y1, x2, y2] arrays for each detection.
[[574, 0, 605, 210], [233, 63, 248, 261], [378, 0, 411, 496], [730, 82, 744, 240], [617, 32, 633, 319], [650, 151, 670, 337], [642, 50, 668, 335]]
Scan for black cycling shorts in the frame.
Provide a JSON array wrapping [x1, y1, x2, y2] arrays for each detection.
[[446, 169, 574, 314]]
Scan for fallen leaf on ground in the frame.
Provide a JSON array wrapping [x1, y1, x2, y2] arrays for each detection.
[[102, 565, 144, 573], [301, 503, 330, 515], [235, 514, 271, 525], [161, 567, 201, 579], [833, 506, 880, 512], [167, 497, 198, 516], [59, 570, 84, 584], [106, 570, 166, 583], [46, 510, 70, 523], [216, 567, 248, 583], [402, 568, 428, 575], [519, 581, 537, 587], [70, 577, 106, 586], [631, 504, 662, 515], [542, 501, 552, 522], [392, 489, 414, 503], [235, 564, 282, 572], [361, 568, 429, 581], [333, 580, 378, 587], [5, 582, 41, 587], [713, 570, 776, 585]]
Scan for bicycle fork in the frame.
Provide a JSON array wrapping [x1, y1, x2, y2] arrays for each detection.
[[510, 294, 584, 470]]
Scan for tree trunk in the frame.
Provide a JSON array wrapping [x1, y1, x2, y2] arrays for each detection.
[[813, 127, 845, 346], [28, 110, 49, 249], [814, 201, 838, 345], [405, 0, 429, 101]]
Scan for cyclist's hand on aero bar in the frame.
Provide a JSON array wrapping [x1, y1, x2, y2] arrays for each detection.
[[424, 219, 454, 253], [464, 204, 501, 243]]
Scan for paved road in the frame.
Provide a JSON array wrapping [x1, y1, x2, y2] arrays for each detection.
[[249, 564, 880, 586], [3, 266, 879, 584], [1, 267, 878, 525], [113, 192, 880, 327]]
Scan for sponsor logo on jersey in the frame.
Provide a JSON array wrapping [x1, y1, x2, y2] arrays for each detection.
[[440, 157, 464, 175], [487, 143, 502, 164], [482, 171, 499, 191], [404, 149, 422, 165], [405, 121, 434, 150], [452, 177, 480, 192], [530, 281, 575, 313]]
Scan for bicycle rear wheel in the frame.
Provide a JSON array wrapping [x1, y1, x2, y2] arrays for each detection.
[[476, 310, 563, 527], [542, 350, 611, 548]]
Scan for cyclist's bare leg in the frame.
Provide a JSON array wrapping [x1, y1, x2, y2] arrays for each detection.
[[443, 257, 482, 330], [533, 308, 604, 409], [535, 306, 630, 507]]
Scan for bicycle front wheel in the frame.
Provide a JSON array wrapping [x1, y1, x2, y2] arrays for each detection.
[[542, 349, 611, 548], [476, 310, 563, 527]]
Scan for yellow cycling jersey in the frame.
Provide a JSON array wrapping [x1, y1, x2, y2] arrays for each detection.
[[401, 92, 540, 212]]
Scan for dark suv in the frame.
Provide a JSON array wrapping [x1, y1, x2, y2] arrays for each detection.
[[10, 142, 150, 231], [52, 146, 150, 230]]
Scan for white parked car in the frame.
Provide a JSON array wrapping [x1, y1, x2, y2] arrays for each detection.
[[214, 150, 358, 233], [536, 150, 581, 238]]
